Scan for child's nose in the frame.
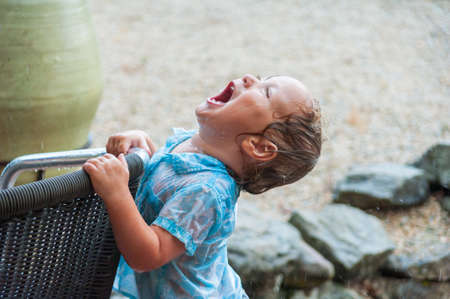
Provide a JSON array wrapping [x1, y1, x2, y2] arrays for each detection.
[[242, 74, 258, 88]]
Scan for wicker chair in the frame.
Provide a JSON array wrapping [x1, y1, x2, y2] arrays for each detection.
[[0, 149, 147, 298]]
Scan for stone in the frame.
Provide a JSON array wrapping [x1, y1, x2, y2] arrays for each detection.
[[287, 281, 363, 299], [413, 141, 450, 189], [286, 288, 320, 299], [289, 204, 395, 280], [381, 242, 450, 281], [228, 200, 334, 298], [355, 277, 450, 299], [333, 163, 429, 209], [281, 240, 335, 289], [391, 280, 443, 299], [439, 196, 450, 213], [242, 274, 283, 299]]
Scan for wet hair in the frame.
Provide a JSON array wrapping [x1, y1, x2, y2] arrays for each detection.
[[233, 99, 322, 194]]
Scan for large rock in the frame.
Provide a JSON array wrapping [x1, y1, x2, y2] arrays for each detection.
[[440, 196, 450, 213], [289, 204, 395, 280], [333, 163, 429, 209], [389, 280, 449, 299], [287, 281, 363, 299], [354, 277, 450, 299], [228, 200, 334, 298], [381, 241, 450, 281], [413, 141, 450, 189]]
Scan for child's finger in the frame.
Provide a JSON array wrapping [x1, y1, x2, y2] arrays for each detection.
[[107, 136, 120, 155], [135, 138, 151, 154], [145, 136, 156, 155], [107, 141, 116, 155], [97, 156, 107, 163], [113, 139, 122, 155], [106, 139, 116, 155], [118, 153, 128, 168], [104, 153, 115, 160], [85, 157, 99, 165], [82, 161, 98, 173], [118, 141, 131, 155], [106, 139, 113, 154]]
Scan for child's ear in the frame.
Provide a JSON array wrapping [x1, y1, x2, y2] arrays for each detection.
[[240, 135, 278, 162]]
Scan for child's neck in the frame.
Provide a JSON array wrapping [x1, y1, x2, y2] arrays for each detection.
[[189, 133, 244, 178], [171, 138, 204, 154]]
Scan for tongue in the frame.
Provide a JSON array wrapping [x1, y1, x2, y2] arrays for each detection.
[[212, 82, 233, 103]]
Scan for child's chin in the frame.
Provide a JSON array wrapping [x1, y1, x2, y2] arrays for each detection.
[[194, 104, 209, 122], [194, 103, 204, 115], [195, 101, 215, 115]]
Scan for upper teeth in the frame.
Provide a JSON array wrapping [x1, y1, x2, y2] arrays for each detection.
[[209, 98, 222, 104]]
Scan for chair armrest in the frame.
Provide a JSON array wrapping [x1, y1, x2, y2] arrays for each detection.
[[0, 149, 149, 220], [0, 148, 107, 189]]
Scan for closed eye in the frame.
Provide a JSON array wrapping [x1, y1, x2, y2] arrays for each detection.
[[265, 87, 270, 98]]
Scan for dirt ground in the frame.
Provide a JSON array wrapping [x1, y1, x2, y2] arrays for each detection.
[[88, 0, 449, 253]]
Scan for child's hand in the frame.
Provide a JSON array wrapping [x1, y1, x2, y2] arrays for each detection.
[[106, 130, 156, 157], [83, 153, 130, 200]]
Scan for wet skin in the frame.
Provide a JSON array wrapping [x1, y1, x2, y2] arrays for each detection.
[[195, 74, 313, 143]]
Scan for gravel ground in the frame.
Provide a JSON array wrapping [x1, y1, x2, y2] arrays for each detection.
[[89, 0, 449, 252]]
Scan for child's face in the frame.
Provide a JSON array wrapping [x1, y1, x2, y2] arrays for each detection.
[[195, 74, 312, 140]]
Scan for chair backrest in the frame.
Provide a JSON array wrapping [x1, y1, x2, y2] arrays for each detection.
[[0, 152, 144, 298]]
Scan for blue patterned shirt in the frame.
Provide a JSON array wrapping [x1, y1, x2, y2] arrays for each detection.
[[113, 128, 248, 299]]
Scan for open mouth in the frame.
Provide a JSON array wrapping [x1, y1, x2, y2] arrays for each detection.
[[207, 81, 235, 106]]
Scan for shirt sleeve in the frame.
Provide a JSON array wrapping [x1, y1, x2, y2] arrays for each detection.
[[152, 183, 222, 256]]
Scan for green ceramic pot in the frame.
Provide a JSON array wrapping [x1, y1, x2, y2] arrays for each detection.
[[0, 0, 103, 184]]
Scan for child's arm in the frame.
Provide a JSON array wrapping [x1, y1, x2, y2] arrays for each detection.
[[83, 154, 185, 272], [106, 130, 156, 157]]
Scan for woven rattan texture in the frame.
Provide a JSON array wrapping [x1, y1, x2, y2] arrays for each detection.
[[0, 194, 119, 298], [0, 153, 143, 298]]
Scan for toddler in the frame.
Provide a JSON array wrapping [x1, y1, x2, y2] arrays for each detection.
[[83, 74, 322, 298]]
